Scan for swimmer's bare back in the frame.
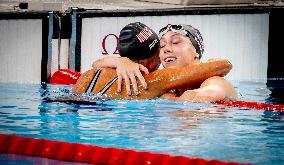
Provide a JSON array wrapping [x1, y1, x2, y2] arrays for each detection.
[[72, 59, 232, 99]]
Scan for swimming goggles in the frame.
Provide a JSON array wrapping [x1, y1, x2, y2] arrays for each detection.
[[158, 24, 187, 40]]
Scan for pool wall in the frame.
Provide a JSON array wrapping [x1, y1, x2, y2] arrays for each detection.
[[0, 6, 283, 84], [0, 15, 43, 83]]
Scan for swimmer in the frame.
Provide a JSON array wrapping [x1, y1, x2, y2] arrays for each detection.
[[158, 24, 237, 102], [72, 22, 232, 100]]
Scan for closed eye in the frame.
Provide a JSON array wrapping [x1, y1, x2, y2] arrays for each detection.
[[160, 40, 166, 48], [171, 36, 181, 44]]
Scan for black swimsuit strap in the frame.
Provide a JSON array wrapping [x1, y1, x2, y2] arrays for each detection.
[[85, 68, 102, 95], [97, 76, 118, 96]]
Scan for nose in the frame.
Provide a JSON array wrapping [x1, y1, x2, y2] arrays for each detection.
[[162, 43, 172, 54]]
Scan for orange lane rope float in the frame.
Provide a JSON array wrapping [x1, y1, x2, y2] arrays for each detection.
[[0, 134, 247, 165]]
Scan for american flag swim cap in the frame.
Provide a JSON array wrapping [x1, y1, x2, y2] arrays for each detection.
[[118, 22, 160, 61]]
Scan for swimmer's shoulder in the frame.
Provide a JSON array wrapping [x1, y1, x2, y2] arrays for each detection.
[[201, 76, 237, 100]]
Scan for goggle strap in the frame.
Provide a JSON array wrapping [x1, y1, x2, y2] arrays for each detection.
[[186, 33, 201, 56]]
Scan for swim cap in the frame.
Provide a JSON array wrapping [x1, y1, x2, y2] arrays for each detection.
[[158, 24, 204, 58], [118, 22, 160, 61]]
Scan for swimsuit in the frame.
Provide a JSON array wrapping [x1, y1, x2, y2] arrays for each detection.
[[85, 68, 118, 96]]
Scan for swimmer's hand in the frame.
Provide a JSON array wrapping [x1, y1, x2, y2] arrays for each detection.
[[91, 55, 148, 96], [116, 57, 149, 96]]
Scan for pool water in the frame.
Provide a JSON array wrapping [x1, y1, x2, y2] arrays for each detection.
[[0, 82, 283, 165]]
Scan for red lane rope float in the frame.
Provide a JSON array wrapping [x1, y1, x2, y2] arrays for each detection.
[[50, 69, 81, 85], [215, 100, 284, 112], [0, 134, 248, 165]]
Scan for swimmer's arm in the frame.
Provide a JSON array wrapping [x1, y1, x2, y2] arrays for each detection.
[[92, 55, 149, 96], [160, 92, 178, 99], [176, 76, 237, 102], [92, 54, 121, 70]]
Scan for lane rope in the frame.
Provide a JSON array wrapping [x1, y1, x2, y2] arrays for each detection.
[[215, 100, 284, 112], [50, 69, 81, 85], [0, 134, 247, 165]]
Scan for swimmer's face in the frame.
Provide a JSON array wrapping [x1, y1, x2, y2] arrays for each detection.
[[159, 31, 199, 68]]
